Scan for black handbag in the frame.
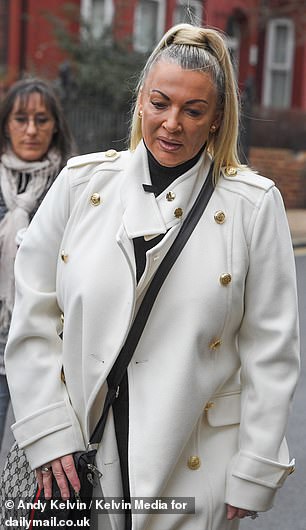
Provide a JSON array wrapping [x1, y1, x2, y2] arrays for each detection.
[[30, 450, 98, 526], [4, 163, 215, 528]]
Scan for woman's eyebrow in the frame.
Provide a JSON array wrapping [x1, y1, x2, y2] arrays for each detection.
[[150, 89, 208, 105], [12, 110, 50, 116], [150, 89, 170, 100]]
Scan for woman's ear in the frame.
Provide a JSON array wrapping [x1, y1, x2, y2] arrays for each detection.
[[137, 87, 144, 115], [212, 112, 222, 132]]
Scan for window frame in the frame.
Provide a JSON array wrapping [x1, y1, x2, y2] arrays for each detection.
[[133, 0, 166, 53], [80, 0, 114, 38], [263, 18, 295, 108]]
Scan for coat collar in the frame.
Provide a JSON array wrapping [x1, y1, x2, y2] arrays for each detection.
[[120, 141, 211, 240]]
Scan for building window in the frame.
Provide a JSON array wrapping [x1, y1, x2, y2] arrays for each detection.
[[263, 18, 294, 108], [225, 15, 242, 77], [81, 0, 114, 38], [134, 0, 166, 52], [173, 0, 202, 25]]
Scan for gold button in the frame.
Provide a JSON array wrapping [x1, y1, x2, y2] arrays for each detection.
[[204, 401, 215, 412], [289, 465, 296, 475], [174, 207, 183, 219], [90, 193, 101, 206], [220, 273, 232, 286], [60, 313, 64, 325], [61, 366, 66, 384], [225, 166, 237, 176], [166, 191, 176, 202], [188, 456, 201, 470], [214, 211, 226, 224], [105, 149, 117, 157], [209, 338, 222, 350], [61, 250, 69, 263]]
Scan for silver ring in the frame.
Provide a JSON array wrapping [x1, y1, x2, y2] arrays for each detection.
[[41, 466, 51, 474]]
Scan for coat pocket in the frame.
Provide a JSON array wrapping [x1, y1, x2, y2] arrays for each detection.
[[206, 390, 241, 427]]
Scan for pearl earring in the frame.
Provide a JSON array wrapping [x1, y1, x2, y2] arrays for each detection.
[[138, 110, 143, 119], [210, 124, 217, 133]]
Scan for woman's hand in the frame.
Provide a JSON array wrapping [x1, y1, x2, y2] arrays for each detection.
[[227, 504, 258, 520], [35, 454, 81, 500]]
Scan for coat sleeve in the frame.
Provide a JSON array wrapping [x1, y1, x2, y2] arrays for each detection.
[[4, 167, 86, 470], [225, 185, 300, 511]]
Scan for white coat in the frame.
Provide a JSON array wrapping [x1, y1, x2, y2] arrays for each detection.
[[5, 142, 300, 530]]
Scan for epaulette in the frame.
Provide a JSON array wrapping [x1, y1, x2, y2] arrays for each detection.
[[67, 149, 121, 168], [221, 165, 274, 191]]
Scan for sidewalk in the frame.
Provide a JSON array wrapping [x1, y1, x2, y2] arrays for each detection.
[[287, 209, 306, 248]]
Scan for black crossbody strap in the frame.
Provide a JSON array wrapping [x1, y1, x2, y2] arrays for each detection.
[[89, 162, 215, 446]]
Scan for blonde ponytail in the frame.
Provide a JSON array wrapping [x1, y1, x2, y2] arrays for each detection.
[[129, 24, 241, 181]]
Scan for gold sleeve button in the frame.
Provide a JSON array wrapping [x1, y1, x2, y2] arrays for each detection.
[[219, 273, 232, 286], [90, 193, 101, 206], [188, 456, 201, 470]]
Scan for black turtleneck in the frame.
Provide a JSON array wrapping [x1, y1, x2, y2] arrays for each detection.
[[133, 143, 205, 282], [146, 143, 205, 196]]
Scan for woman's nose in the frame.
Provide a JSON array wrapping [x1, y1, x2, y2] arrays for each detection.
[[25, 118, 38, 134], [163, 110, 182, 133]]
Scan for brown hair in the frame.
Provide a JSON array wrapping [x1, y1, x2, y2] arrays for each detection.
[[0, 77, 74, 165]]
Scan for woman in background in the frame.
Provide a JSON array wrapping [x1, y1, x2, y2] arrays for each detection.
[[0, 77, 74, 448]]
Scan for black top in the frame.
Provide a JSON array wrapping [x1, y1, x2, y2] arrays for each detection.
[[133, 144, 205, 282], [146, 144, 204, 196]]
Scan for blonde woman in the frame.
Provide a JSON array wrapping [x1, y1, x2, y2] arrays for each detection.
[[5, 25, 299, 530]]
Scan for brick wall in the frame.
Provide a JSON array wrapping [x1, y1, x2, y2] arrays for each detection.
[[249, 147, 306, 209]]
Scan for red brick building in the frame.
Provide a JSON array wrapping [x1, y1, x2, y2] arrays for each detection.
[[0, 0, 305, 206], [0, 0, 79, 82], [1, 0, 305, 110]]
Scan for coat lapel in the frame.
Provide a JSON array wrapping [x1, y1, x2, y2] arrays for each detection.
[[120, 142, 167, 240], [120, 141, 212, 241]]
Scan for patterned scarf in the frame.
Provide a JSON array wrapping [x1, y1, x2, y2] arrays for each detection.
[[0, 147, 61, 329]]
